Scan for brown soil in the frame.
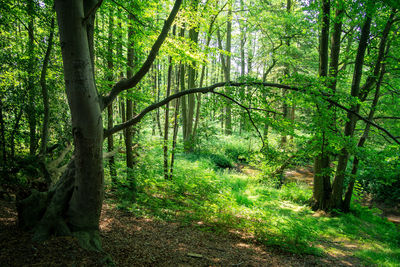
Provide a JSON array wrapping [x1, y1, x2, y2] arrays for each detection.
[[0, 199, 363, 267], [284, 166, 314, 186]]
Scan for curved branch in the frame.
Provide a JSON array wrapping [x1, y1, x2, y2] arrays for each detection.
[[104, 81, 400, 145], [101, 0, 182, 110]]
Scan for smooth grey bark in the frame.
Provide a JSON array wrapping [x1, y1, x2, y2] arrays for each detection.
[[56, 0, 104, 250]]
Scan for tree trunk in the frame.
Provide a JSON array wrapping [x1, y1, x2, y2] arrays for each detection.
[[27, 0, 37, 155], [343, 68, 383, 211], [280, 0, 292, 146], [18, 0, 105, 251], [342, 10, 394, 210], [38, 17, 56, 186], [107, 8, 117, 185], [312, 0, 331, 211], [125, 12, 136, 196], [169, 66, 181, 179], [331, 12, 373, 210], [224, 4, 232, 135], [0, 98, 6, 166], [163, 56, 173, 179]]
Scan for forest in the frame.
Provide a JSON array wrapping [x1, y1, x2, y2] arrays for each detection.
[[0, 0, 400, 266]]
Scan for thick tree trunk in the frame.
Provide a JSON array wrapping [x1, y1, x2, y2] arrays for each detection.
[[18, 0, 105, 251]]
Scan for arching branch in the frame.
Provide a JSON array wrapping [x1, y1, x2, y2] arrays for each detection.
[[101, 0, 182, 110], [104, 81, 400, 145]]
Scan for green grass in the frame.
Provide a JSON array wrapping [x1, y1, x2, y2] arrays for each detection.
[[108, 134, 400, 266]]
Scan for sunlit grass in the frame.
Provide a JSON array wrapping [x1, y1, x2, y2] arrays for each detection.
[[110, 134, 400, 265]]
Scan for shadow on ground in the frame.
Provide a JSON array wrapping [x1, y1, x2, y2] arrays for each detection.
[[0, 199, 363, 266]]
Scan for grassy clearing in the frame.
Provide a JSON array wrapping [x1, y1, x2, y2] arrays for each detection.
[[108, 134, 400, 266]]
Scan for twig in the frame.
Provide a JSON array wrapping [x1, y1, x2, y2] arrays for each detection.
[[212, 91, 265, 148]]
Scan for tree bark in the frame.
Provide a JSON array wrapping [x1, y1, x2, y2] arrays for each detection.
[[281, 0, 292, 146], [125, 12, 136, 196], [17, 0, 182, 252], [342, 10, 395, 211], [56, 0, 104, 250], [107, 7, 117, 185], [27, 0, 37, 156], [163, 55, 173, 179], [331, 10, 373, 209], [312, 0, 331, 211], [224, 4, 232, 135]]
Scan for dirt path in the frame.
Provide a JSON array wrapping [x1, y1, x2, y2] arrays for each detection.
[[0, 199, 362, 266]]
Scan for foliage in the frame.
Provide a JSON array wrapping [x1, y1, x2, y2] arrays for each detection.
[[112, 134, 400, 263]]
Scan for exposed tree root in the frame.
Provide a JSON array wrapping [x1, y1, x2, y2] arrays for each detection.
[[16, 160, 103, 251]]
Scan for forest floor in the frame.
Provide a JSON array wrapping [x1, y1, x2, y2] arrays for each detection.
[[1, 198, 359, 267], [0, 166, 398, 266]]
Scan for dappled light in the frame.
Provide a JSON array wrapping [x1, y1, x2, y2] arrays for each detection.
[[1, 0, 400, 265]]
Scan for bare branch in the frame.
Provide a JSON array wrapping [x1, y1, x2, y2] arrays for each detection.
[[374, 116, 400, 120]]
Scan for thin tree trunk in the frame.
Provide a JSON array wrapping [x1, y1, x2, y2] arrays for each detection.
[[39, 18, 55, 157], [27, 0, 37, 155], [156, 61, 163, 137], [225, 4, 232, 135], [281, 0, 292, 146], [313, 0, 331, 211], [107, 7, 117, 185], [342, 10, 394, 210], [343, 66, 385, 212], [0, 98, 6, 166], [125, 12, 136, 197], [331, 11, 373, 209], [169, 66, 181, 179], [163, 55, 173, 179], [38, 17, 55, 186]]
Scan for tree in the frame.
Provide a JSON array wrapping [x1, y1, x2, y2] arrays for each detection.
[[17, 0, 183, 251]]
